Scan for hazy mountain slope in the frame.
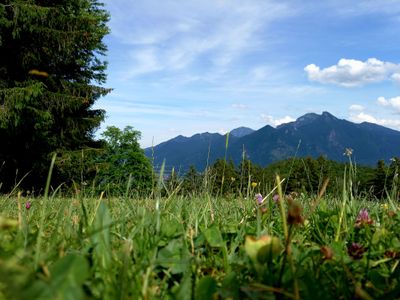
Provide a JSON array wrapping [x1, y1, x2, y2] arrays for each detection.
[[145, 112, 400, 171]]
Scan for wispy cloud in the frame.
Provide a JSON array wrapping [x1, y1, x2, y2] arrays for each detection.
[[349, 104, 365, 111], [261, 114, 295, 126], [377, 96, 400, 113], [305, 58, 400, 87], [104, 102, 220, 119], [232, 103, 249, 110], [350, 112, 400, 129], [106, 0, 294, 81], [348, 103, 400, 130]]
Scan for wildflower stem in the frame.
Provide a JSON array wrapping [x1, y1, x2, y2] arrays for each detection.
[[276, 175, 299, 300], [256, 204, 261, 238], [364, 228, 373, 286], [220, 132, 229, 196], [34, 153, 56, 270], [335, 166, 347, 242], [17, 191, 22, 230], [276, 175, 288, 241], [287, 239, 300, 300], [277, 225, 300, 300], [277, 226, 291, 289]]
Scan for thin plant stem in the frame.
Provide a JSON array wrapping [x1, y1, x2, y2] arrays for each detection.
[[276, 175, 288, 241], [336, 166, 347, 242]]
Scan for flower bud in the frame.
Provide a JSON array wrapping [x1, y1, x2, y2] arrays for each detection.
[[245, 235, 282, 264]]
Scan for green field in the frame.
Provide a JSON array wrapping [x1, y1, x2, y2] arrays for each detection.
[[1, 181, 399, 299]]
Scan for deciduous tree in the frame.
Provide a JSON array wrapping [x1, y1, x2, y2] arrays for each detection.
[[97, 126, 153, 195]]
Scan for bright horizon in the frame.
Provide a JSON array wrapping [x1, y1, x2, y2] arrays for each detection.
[[96, 0, 400, 147]]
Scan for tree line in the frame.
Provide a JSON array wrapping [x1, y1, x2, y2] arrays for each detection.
[[165, 156, 399, 200]]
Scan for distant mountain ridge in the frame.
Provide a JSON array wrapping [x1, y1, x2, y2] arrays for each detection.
[[144, 112, 400, 171], [230, 127, 255, 138]]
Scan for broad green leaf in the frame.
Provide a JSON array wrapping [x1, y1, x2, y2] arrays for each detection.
[[221, 272, 240, 300], [203, 224, 224, 248], [175, 271, 192, 300], [157, 238, 188, 274], [91, 202, 112, 270], [161, 219, 182, 238], [26, 254, 89, 300], [195, 276, 217, 300]]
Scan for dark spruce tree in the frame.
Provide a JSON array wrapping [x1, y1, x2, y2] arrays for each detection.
[[0, 0, 110, 191], [370, 160, 388, 199], [182, 165, 202, 196]]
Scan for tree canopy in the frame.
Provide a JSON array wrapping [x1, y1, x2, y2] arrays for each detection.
[[97, 126, 153, 195], [0, 0, 110, 190]]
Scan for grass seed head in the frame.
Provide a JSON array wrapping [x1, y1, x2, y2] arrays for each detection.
[[320, 246, 334, 260], [287, 198, 304, 225]]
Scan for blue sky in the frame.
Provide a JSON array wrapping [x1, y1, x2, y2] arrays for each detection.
[[96, 0, 400, 147]]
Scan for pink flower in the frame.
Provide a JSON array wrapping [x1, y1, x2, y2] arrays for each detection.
[[255, 193, 263, 205], [255, 194, 267, 214], [272, 194, 280, 203], [25, 201, 31, 210], [355, 208, 373, 228]]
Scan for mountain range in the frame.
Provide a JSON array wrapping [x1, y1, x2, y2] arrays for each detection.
[[144, 112, 400, 171]]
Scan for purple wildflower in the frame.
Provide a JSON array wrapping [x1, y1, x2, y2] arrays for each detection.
[[255, 194, 267, 213], [347, 242, 365, 260], [255, 193, 263, 205], [272, 194, 280, 203], [355, 208, 373, 228], [25, 201, 31, 210]]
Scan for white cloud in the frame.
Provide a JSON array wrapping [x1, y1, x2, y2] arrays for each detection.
[[350, 112, 377, 123], [349, 104, 365, 111], [103, 102, 221, 119], [391, 73, 400, 82], [250, 66, 270, 81], [261, 114, 295, 126], [232, 103, 249, 110], [305, 58, 400, 87], [350, 112, 400, 129], [106, 1, 293, 79], [218, 128, 228, 135], [377, 96, 400, 112], [127, 47, 162, 76]]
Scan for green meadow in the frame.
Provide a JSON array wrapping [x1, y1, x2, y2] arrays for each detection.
[[1, 174, 399, 299]]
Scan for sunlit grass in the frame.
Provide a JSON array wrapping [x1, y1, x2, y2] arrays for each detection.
[[0, 186, 399, 299]]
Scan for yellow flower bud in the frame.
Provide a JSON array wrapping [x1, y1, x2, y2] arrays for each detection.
[[245, 235, 282, 264]]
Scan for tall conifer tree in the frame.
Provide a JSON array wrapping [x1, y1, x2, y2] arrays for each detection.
[[0, 0, 110, 189]]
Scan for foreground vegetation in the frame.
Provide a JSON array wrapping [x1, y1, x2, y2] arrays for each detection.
[[1, 2, 398, 298], [0, 176, 399, 299]]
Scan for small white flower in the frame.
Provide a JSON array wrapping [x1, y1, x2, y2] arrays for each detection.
[[343, 148, 353, 157]]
